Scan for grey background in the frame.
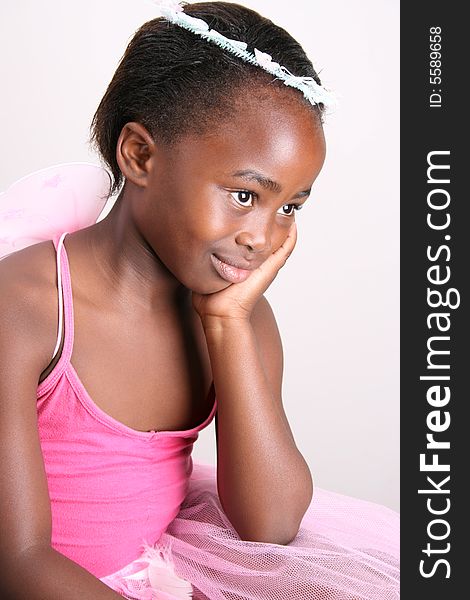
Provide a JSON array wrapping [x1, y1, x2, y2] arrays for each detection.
[[0, 0, 399, 510]]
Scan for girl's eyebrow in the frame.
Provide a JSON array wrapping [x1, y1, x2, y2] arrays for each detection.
[[230, 169, 311, 198]]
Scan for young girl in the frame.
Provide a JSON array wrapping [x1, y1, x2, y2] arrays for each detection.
[[0, 1, 399, 599]]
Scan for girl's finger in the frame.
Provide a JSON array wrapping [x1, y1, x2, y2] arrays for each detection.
[[247, 223, 297, 289], [266, 222, 298, 268]]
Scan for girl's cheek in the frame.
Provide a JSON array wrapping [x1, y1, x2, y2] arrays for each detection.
[[272, 226, 291, 252]]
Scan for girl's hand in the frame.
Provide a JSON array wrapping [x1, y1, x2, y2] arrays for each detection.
[[192, 222, 297, 328]]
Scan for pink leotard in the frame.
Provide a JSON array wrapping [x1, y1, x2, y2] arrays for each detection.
[[36, 232, 217, 578]]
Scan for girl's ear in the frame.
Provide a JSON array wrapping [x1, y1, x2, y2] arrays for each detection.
[[116, 122, 157, 188]]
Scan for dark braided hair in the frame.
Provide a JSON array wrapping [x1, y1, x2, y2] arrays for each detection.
[[89, 2, 325, 196]]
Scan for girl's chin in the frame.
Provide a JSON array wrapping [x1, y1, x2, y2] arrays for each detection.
[[191, 280, 232, 295], [188, 271, 233, 295], [182, 262, 234, 295]]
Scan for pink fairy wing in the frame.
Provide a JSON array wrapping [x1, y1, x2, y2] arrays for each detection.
[[0, 162, 112, 260]]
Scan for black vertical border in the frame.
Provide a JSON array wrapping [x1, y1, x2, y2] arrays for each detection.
[[401, 2, 466, 598]]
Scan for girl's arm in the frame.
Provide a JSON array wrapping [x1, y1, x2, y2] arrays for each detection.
[[0, 261, 122, 599], [193, 224, 313, 545], [208, 298, 313, 545]]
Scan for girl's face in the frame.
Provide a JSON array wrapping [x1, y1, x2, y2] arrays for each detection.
[[139, 94, 326, 294]]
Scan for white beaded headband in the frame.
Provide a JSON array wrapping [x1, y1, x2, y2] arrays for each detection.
[[150, 0, 337, 111]]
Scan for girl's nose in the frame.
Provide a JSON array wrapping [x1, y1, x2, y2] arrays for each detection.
[[236, 220, 272, 254]]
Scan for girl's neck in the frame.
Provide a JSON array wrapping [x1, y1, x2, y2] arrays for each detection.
[[71, 193, 190, 315]]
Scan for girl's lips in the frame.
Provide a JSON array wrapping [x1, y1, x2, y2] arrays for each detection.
[[210, 254, 253, 284]]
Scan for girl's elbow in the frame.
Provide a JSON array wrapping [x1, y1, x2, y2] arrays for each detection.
[[234, 511, 305, 546], [237, 524, 298, 546]]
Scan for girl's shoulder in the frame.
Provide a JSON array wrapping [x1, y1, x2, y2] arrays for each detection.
[[0, 241, 59, 372], [0, 239, 57, 301]]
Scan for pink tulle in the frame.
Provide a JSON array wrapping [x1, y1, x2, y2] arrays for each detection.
[[101, 463, 399, 600]]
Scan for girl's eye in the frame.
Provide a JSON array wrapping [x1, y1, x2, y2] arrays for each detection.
[[230, 191, 255, 207], [230, 191, 305, 216], [277, 204, 304, 217]]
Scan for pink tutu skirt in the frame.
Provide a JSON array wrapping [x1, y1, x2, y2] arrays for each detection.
[[100, 462, 399, 600]]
